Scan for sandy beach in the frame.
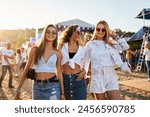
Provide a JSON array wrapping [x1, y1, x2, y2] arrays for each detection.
[[0, 67, 150, 100]]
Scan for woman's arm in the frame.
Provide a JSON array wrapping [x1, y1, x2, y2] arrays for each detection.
[[76, 68, 86, 81], [56, 50, 65, 100], [14, 47, 36, 100], [84, 44, 91, 77], [76, 47, 87, 81]]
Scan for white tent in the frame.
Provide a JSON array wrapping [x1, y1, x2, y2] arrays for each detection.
[[57, 19, 94, 29], [36, 19, 95, 40], [57, 19, 94, 33]]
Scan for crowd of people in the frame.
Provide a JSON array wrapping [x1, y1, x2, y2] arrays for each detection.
[[1, 19, 148, 100]]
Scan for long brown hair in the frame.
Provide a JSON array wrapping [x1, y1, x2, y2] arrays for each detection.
[[92, 20, 110, 43], [34, 24, 58, 65], [58, 24, 78, 48]]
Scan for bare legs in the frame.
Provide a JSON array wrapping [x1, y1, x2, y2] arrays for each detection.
[[94, 90, 121, 100]]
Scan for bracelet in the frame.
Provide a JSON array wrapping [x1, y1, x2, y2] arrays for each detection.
[[16, 88, 21, 93]]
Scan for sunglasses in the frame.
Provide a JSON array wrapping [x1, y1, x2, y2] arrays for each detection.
[[76, 30, 81, 35], [46, 31, 56, 35], [96, 28, 106, 32]]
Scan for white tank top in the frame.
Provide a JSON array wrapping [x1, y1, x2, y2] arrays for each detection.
[[35, 54, 57, 73]]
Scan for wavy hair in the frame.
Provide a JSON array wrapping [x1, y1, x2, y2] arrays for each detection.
[[58, 24, 78, 48]]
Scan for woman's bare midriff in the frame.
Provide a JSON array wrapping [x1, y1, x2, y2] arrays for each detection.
[[35, 72, 56, 80], [62, 63, 81, 75]]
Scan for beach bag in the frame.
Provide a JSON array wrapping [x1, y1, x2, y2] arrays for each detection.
[[26, 46, 37, 80], [121, 62, 131, 74], [26, 68, 36, 80]]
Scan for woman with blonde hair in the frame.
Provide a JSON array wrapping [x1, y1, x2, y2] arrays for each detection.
[[15, 24, 64, 100], [85, 20, 129, 100]]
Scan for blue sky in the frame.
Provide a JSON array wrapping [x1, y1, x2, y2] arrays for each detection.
[[0, 0, 150, 32]]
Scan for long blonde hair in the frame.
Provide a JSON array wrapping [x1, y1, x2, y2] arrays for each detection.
[[92, 20, 112, 45]]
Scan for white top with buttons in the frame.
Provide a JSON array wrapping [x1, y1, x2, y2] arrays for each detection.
[[85, 39, 129, 73]]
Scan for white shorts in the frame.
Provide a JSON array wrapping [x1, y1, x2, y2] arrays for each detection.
[[90, 67, 119, 93]]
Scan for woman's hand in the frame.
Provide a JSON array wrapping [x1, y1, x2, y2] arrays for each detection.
[[76, 69, 86, 81], [76, 75, 83, 81], [61, 94, 65, 100], [14, 91, 21, 100], [109, 30, 119, 40], [76, 36, 84, 46]]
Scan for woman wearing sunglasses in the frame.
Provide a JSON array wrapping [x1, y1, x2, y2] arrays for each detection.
[[15, 24, 65, 100], [85, 20, 129, 100], [58, 25, 87, 100]]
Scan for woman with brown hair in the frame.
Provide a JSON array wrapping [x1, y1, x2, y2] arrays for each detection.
[[85, 20, 129, 100], [59, 25, 87, 100], [15, 24, 64, 100]]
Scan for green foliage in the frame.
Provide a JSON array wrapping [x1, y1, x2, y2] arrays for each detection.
[[114, 28, 135, 37], [128, 41, 141, 50]]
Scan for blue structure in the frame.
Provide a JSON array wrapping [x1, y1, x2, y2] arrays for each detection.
[[129, 8, 150, 41], [136, 8, 150, 20], [129, 26, 150, 41]]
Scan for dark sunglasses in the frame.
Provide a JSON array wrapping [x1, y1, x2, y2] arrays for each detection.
[[96, 28, 106, 32], [76, 30, 81, 35], [46, 31, 56, 35]]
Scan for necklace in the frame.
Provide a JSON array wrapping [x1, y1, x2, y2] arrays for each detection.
[[45, 47, 55, 51]]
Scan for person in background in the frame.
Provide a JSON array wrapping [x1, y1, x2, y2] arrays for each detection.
[[20, 47, 27, 72], [11, 52, 17, 77], [15, 24, 65, 100], [83, 33, 92, 46], [134, 49, 140, 69], [144, 41, 150, 82], [126, 49, 135, 70], [15, 48, 22, 78], [59, 24, 87, 100], [85, 20, 129, 100], [0, 42, 15, 88]]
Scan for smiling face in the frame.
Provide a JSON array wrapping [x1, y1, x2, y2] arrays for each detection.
[[96, 23, 106, 39], [45, 26, 57, 41]]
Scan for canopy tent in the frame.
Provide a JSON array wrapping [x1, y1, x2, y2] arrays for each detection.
[[129, 26, 150, 41], [128, 8, 150, 41], [136, 8, 150, 20], [57, 19, 94, 32], [36, 19, 95, 41]]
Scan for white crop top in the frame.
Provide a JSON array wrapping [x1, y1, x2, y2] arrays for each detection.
[[35, 54, 57, 73], [61, 43, 86, 69]]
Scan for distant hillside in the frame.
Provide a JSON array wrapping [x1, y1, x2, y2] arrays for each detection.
[[0, 29, 36, 49], [0, 30, 18, 42]]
